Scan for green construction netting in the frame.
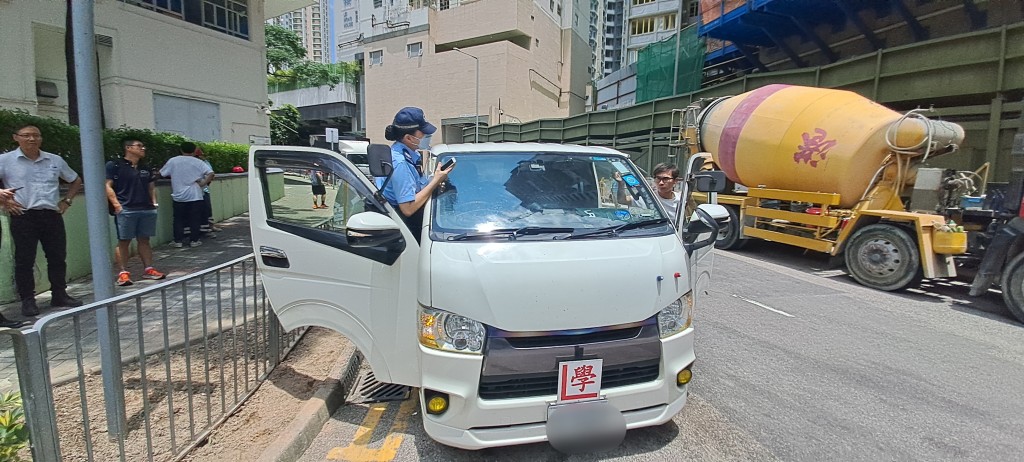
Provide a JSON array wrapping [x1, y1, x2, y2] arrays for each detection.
[[636, 25, 706, 103]]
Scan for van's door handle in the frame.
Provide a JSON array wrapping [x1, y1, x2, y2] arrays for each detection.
[[259, 246, 290, 268]]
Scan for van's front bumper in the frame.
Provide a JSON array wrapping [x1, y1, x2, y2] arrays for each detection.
[[417, 328, 695, 450]]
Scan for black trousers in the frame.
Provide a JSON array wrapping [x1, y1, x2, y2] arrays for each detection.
[[172, 200, 205, 243], [10, 210, 68, 300]]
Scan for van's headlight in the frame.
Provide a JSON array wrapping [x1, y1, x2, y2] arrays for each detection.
[[419, 307, 486, 354], [658, 293, 695, 338]]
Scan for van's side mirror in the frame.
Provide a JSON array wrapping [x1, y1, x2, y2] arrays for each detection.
[[693, 171, 726, 193], [367, 144, 393, 177]]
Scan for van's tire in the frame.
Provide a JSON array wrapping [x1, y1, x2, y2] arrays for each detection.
[[999, 252, 1024, 324], [845, 224, 922, 291], [714, 205, 747, 250]]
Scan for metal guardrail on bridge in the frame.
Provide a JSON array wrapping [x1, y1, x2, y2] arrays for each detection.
[[0, 254, 305, 462]]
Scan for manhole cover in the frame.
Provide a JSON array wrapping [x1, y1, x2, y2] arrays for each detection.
[[346, 369, 411, 404]]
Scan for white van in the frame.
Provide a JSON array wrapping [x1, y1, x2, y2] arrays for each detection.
[[248, 143, 726, 452]]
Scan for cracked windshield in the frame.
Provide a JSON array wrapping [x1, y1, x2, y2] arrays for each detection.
[[432, 152, 668, 239]]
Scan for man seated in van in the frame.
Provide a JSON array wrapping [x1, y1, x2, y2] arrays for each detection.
[[614, 163, 680, 214]]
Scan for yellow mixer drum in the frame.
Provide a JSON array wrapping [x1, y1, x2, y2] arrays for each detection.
[[698, 84, 963, 208]]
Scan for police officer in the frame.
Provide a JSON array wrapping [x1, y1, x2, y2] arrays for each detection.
[[376, 107, 454, 240]]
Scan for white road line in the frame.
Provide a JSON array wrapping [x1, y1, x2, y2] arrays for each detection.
[[732, 294, 795, 318]]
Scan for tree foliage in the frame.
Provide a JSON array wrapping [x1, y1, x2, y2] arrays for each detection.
[[270, 104, 302, 146], [265, 24, 359, 90]]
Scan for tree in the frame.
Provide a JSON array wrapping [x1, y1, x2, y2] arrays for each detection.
[[270, 104, 302, 146], [265, 24, 359, 90]]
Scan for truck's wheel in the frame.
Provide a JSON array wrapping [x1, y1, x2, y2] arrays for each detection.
[[998, 252, 1024, 324], [715, 205, 746, 250], [845, 224, 921, 291]]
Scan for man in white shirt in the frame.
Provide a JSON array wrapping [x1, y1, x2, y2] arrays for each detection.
[[649, 163, 681, 215], [0, 124, 84, 318], [159, 142, 214, 248]]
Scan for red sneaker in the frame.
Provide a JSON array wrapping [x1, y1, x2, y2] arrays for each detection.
[[142, 267, 166, 280], [117, 271, 134, 287]]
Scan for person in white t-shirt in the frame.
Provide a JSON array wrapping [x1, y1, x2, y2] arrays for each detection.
[[160, 142, 214, 248], [649, 163, 680, 215], [615, 162, 680, 216]]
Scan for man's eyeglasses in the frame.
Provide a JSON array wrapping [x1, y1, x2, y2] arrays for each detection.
[[15, 134, 41, 139], [654, 176, 676, 183]]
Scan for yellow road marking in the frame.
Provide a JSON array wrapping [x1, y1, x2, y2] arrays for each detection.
[[327, 397, 419, 462]]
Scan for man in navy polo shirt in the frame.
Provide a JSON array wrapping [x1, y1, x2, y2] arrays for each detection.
[[106, 139, 166, 286]]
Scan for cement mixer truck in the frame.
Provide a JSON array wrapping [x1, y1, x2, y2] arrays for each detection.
[[680, 84, 1024, 324]]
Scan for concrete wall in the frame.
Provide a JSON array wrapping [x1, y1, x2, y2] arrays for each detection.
[[0, 173, 285, 304], [0, 0, 270, 144]]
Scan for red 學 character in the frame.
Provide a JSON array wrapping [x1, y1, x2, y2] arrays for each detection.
[[570, 365, 597, 392], [793, 128, 837, 167]]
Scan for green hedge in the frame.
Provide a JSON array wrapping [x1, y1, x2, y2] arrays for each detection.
[[0, 108, 248, 173]]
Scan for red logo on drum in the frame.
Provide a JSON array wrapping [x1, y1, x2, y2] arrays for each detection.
[[793, 128, 837, 167]]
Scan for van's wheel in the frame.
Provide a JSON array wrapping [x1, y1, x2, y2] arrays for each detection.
[[999, 252, 1024, 324], [845, 224, 921, 291], [714, 205, 747, 250]]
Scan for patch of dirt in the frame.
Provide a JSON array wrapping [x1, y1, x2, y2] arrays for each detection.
[[184, 327, 346, 461], [45, 326, 346, 462]]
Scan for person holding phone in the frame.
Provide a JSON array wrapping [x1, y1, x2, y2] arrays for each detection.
[[376, 107, 455, 241]]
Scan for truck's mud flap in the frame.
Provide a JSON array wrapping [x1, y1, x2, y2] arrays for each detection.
[[546, 399, 626, 453], [970, 217, 1024, 296]]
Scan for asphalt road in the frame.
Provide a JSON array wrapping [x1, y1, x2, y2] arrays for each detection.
[[299, 242, 1024, 461]]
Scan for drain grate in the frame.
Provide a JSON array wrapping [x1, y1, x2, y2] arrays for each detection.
[[346, 369, 412, 404]]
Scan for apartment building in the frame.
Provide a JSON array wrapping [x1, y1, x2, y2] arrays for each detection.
[[356, 0, 592, 143], [602, 0, 624, 77], [0, 0, 273, 144], [623, 0, 697, 65], [267, 0, 333, 63]]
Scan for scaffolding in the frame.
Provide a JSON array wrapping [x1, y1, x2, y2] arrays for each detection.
[[636, 25, 706, 103]]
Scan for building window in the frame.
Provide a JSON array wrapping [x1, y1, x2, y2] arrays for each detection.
[[557, 2, 562, 16], [550, 0, 555, 11], [133, 0, 185, 17], [632, 0, 654, 5], [370, 50, 384, 65], [629, 17, 654, 35], [574, 13, 579, 26], [439, 0, 450, 10], [202, 0, 249, 39], [661, 13, 676, 30], [343, 11, 354, 28], [374, 0, 383, 7], [687, 0, 699, 18], [407, 42, 422, 57]]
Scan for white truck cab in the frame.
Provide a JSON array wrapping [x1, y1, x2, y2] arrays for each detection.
[[248, 143, 726, 452]]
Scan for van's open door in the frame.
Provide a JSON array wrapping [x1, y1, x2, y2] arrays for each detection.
[[249, 146, 421, 386]]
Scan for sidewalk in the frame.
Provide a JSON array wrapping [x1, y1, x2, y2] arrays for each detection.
[[0, 214, 256, 391]]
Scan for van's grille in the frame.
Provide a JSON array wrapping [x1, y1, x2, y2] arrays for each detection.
[[478, 359, 660, 400], [504, 327, 642, 348]]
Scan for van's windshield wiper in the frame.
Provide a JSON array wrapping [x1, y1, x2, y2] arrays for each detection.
[[448, 226, 575, 241], [561, 218, 670, 240]]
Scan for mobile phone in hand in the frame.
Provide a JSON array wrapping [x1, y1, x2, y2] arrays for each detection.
[[440, 157, 456, 171]]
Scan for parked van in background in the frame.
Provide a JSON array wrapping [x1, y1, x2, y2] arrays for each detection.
[[248, 143, 726, 452]]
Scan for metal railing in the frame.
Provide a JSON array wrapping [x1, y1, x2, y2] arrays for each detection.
[[0, 255, 305, 461]]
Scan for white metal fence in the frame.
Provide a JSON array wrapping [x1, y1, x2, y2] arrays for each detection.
[[0, 254, 305, 461]]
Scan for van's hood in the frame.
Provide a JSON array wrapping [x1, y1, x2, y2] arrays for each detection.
[[426, 237, 690, 331]]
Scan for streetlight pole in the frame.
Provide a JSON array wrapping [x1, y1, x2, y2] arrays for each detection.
[[453, 47, 480, 143]]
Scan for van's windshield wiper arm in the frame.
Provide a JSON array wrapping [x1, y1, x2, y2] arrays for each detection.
[[448, 226, 575, 241], [561, 218, 670, 240]]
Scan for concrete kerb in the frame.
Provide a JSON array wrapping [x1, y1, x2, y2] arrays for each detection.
[[257, 347, 364, 462]]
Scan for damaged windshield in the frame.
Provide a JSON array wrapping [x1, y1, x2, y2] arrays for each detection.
[[430, 151, 671, 241]]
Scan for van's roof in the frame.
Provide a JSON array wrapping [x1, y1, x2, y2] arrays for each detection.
[[431, 142, 627, 157]]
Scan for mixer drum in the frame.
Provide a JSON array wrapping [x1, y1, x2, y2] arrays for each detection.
[[699, 84, 963, 208]]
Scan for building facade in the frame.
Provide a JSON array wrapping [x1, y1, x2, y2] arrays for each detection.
[[357, 0, 592, 144], [0, 0, 272, 144]]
